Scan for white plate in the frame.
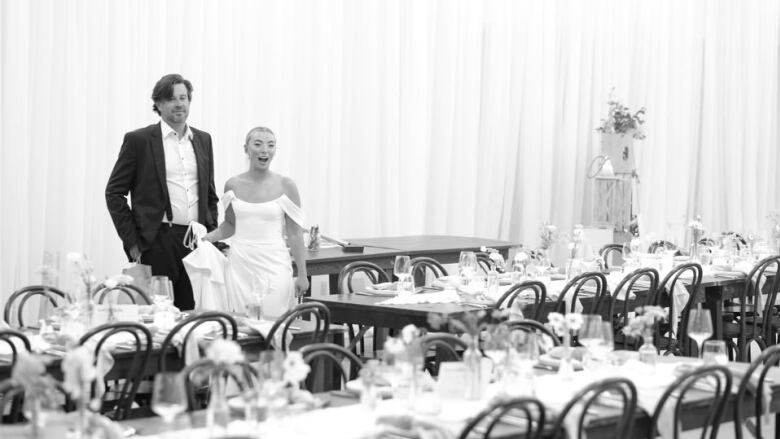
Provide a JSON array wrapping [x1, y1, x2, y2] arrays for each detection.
[[344, 380, 394, 398]]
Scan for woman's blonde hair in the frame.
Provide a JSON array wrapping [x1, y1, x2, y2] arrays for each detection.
[[245, 126, 275, 144]]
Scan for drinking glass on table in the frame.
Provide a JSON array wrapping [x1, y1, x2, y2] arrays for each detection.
[[458, 251, 478, 285], [702, 340, 728, 365], [578, 315, 604, 350], [394, 255, 412, 294], [151, 275, 173, 306], [483, 326, 510, 382], [687, 307, 713, 358], [152, 372, 187, 428]]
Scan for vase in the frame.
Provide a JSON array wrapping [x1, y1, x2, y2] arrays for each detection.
[[638, 334, 658, 366], [600, 132, 635, 174], [24, 395, 43, 438], [690, 242, 701, 263], [206, 374, 230, 437], [463, 337, 483, 400], [558, 331, 575, 380]]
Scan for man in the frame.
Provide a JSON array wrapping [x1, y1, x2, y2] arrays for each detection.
[[105, 74, 218, 310]]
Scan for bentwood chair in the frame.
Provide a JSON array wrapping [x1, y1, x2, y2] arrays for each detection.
[[599, 244, 624, 270], [409, 256, 448, 285], [0, 329, 31, 366], [78, 322, 153, 420], [649, 263, 703, 356], [555, 272, 608, 315], [651, 365, 732, 439], [504, 320, 561, 349], [92, 283, 152, 305], [550, 378, 637, 439], [3, 285, 70, 327], [475, 252, 493, 274], [338, 261, 390, 356], [265, 302, 330, 351], [180, 358, 255, 411], [158, 311, 238, 372], [300, 343, 363, 392], [496, 281, 547, 321], [419, 333, 469, 377], [0, 379, 68, 424], [459, 397, 546, 439], [734, 344, 780, 439], [722, 256, 780, 361], [606, 268, 659, 349], [647, 240, 678, 254]]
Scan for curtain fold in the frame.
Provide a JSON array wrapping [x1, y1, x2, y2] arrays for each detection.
[[1, 0, 779, 302]]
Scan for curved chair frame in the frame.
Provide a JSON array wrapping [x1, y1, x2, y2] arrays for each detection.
[[180, 358, 255, 411], [599, 244, 624, 270], [734, 344, 780, 439], [504, 320, 561, 347], [92, 283, 152, 305], [337, 261, 390, 294], [651, 365, 732, 439], [496, 281, 547, 321], [551, 377, 637, 439], [158, 311, 238, 372], [78, 322, 153, 420], [410, 256, 448, 281], [556, 272, 608, 315], [300, 342, 364, 391], [650, 262, 703, 356], [648, 240, 678, 254], [4, 285, 70, 327], [475, 252, 493, 274], [607, 267, 659, 349], [0, 329, 31, 366], [266, 302, 330, 351], [419, 333, 468, 376], [459, 397, 546, 439]]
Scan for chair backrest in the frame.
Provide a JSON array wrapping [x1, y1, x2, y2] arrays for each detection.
[[606, 268, 659, 348], [496, 281, 547, 321], [750, 256, 780, 353], [180, 358, 255, 411], [265, 302, 331, 351], [556, 272, 608, 314], [410, 257, 448, 282], [504, 320, 560, 348], [734, 343, 780, 439], [458, 396, 546, 439], [337, 261, 390, 294], [551, 377, 637, 439], [419, 333, 468, 376], [78, 322, 153, 420], [648, 240, 678, 254], [599, 244, 623, 270], [651, 365, 732, 439], [158, 311, 238, 372], [92, 283, 152, 305], [300, 343, 363, 391], [652, 263, 702, 356], [3, 285, 70, 327], [475, 252, 492, 274], [0, 329, 31, 366], [0, 378, 25, 423]]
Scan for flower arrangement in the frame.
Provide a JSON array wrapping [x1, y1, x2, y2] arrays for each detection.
[[12, 352, 59, 414], [480, 246, 506, 273], [622, 306, 667, 338], [539, 223, 558, 251], [282, 351, 311, 386], [206, 338, 245, 365], [383, 324, 425, 365], [66, 252, 97, 297], [546, 312, 583, 337], [596, 92, 646, 140], [102, 274, 134, 289], [567, 224, 585, 259]]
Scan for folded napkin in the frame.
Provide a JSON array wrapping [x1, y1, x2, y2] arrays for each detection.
[[378, 290, 462, 305], [242, 318, 288, 350]]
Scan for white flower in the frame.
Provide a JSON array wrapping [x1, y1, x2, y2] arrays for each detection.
[[480, 246, 487, 252], [103, 274, 134, 289], [282, 351, 311, 385], [401, 324, 418, 344], [205, 339, 244, 365], [547, 312, 565, 336], [384, 337, 406, 355], [62, 346, 97, 400], [565, 313, 583, 331]]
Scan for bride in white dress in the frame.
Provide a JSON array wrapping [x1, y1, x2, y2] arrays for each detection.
[[204, 127, 309, 318]]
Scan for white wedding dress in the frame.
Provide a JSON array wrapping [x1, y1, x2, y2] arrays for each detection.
[[221, 190, 304, 318]]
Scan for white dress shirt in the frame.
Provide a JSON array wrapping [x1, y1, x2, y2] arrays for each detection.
[[161, 120, 199, 225]]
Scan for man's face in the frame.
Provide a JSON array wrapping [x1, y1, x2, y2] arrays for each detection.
[[156, 83, 190, 126]]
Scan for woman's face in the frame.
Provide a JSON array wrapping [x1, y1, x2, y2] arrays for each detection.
[[245, 131, 276, 170]]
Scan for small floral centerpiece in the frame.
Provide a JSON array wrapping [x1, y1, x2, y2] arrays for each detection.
[[383, 324, 425, 368], [66, 252, 97, 301], [539, 222, 558, 252], [61, 346, 101, 436], [204, 339, 246, 431], [546, 312, 583, 378], [596, 93, 646, 140], [480, 246, 506, 273], [566, 224, 585, 278], [623, 306, 667, 364], [12, 353, 59, 436]]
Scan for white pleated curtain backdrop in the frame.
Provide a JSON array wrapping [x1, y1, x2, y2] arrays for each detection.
[[1, 0, 779, 303]]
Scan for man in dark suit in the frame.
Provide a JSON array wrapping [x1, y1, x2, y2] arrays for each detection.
[[105, 73, 218, 310]]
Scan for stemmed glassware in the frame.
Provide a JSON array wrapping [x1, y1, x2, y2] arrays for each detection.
[[483, 326, 510, 382], [151, 275, 173, 307], [394, 255, 412, 294], [458, 251, 478, 286], [247, 275, 270, 320], [687, 307, 713, 359], [152, 372, 187, 429]]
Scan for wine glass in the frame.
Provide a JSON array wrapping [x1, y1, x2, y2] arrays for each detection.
[[458, 251, 478, 284], [483, 326, 510, 382], [621, 242, 634, 270], [394, 255, 412, 294], [151, 275, 173, 306], [687, 307, 713, 358], [578, 315, 604, 351], [152, 372, 187, 428], [248, 275, 270, 320]]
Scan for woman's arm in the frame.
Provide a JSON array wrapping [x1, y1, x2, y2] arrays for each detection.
[[282, 177, 309, 297], [204, 180, 237, 242]]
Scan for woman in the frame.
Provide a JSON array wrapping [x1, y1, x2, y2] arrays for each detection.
[[204, 127, 309, 318]]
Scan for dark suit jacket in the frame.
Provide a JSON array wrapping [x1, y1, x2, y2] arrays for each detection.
[[105, 122, 218, 258]]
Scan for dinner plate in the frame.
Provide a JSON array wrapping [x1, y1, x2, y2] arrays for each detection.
[[537, 354, 584, 371], [547, 346, 588, 362], [344, 379, 394, 398]]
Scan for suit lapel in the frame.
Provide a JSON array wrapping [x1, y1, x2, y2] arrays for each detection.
[[191, 130, 208, 221], [150, 123, 170, 215]]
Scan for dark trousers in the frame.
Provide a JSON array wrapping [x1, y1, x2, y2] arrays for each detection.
[[141, 224, 195, 310]]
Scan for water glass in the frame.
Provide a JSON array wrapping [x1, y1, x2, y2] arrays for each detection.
[[152, 372, 187, 426], [151, 275, 173, 306], [458, 251, 478, 283], [578, 315, 604, 350], [702, 340, 728, 365], [394, 255, 412, 294]]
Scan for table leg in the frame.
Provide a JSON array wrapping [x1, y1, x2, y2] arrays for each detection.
[[705, 285, 724, 340]]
